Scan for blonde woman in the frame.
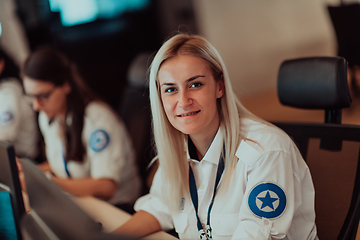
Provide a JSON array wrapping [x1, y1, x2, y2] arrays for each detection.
[[115, 34, 317, 240]]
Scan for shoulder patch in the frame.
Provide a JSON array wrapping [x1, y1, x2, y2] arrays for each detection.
[[0, 111, 14, 125], [89, 129, 110, 152], [248, 182, 286, 219]]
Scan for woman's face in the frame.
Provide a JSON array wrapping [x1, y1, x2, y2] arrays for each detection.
[[23, 76, 70, 120], [158, 54, 224, 138]]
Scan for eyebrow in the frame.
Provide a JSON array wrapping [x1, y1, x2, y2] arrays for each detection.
[[160, 75, 206, 87]]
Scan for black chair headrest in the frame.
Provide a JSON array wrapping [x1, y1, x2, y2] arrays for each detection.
[[278, 57, 351, 109]]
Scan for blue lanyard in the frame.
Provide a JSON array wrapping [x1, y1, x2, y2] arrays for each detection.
[[62, 153, 71, 178], [189, 153, 225, 240]]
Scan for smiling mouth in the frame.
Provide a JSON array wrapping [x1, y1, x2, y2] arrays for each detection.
[[178, 110, 200, 117]]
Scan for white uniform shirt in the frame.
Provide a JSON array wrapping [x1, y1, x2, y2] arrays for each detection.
[[135, 118, 318, 240], [0, 78, 39, 159], [39, 101, 141, 205]]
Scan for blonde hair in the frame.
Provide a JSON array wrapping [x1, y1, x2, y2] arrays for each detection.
[[149, 33, 258, 211]]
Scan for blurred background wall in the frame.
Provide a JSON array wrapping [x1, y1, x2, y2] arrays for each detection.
[[0, 0, 30, 65], [0, 0, 347, 111], [194, 0, 338, 98]]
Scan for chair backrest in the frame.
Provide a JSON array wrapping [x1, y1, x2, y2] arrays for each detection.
[[117, 52, 155, 195], [273, 57, 360, 240], [277, 56, 351, 123]]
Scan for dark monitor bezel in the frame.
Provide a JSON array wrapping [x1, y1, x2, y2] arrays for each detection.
[[0, 141, 25, 240]]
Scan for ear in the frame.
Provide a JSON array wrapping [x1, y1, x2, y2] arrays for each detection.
[[216, 75, 225, 99]]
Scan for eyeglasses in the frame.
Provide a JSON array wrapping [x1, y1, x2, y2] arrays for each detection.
[[25, 86, 57, 105]]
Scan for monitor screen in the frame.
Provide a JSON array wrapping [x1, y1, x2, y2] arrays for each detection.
[[48, 0, 150, 27], [16, 0, 154, 44], [0, 186, 20, 240], [0, 141, 25, 240], [21, 159, 134, 240]]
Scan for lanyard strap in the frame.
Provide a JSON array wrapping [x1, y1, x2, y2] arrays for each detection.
[[189, 153, 225, 239], [62, 153, 71, 178]]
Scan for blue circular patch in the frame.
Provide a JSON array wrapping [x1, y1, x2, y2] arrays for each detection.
[[0, 111, 13, 125], [248, 182, 286, 219], [89, 130, 110, 152]]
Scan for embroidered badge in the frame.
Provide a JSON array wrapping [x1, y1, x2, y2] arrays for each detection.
[[248, 182, 286, 219], [89, 129, 110, 152], [0, 111, 13, 125]]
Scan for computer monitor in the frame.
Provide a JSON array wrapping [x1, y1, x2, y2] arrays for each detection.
[[21, 158, 135, 240], [0, 141, 25, 240], [0, 185, 21, 240]]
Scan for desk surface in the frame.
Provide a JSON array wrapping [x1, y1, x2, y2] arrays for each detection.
[[73, 196, 178, 240]]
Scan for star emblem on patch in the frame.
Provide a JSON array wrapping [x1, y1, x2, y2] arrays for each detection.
[[248, 182, 286, 219], [89, 129, 110, 152], [0, 111, 14, 125]]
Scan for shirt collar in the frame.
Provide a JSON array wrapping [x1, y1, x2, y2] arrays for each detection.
[[187, 126, 224, 165], [47, 112, 72, 126]]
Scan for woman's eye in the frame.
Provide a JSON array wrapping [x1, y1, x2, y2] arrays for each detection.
[[165, 87, 176, 93], [190, 82, 203, 88]]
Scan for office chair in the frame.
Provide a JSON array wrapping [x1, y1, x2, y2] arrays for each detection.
[[118, 52, 155, 195], [273, 57, 360, 240]]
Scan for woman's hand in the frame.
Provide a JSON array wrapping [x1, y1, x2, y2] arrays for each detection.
[[15, 158, 31, 212], [16, 158, 26, 193], [37, 161, 52, 172]]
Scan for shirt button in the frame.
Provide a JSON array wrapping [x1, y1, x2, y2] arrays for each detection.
[[264, 219, 270, 225], [199, 185, 205, 190]]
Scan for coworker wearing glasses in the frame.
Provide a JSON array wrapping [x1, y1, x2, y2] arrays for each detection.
[[21, 48, 141, 212], [0, 47, 39, 159], [114, 34, 317, 239]]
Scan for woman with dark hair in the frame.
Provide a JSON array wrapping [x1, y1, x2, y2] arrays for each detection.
[[21, 48, 141, 210], [0, 46, 39, 159]]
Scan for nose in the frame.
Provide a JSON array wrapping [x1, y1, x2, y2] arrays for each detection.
[[178, 90, 193, 108], [32, 98, 43, 112]]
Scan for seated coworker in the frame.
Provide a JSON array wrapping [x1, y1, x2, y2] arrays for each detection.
[[114, 34, 318, 239], [0, 47, 39, 159], [21, 48, 141, 211]]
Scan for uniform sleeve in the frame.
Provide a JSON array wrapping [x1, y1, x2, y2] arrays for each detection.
[[84, 104, 135, 183], [0, 90, 21, 142], [134, 167, 174, 231], [232, 141, 306, 240]]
